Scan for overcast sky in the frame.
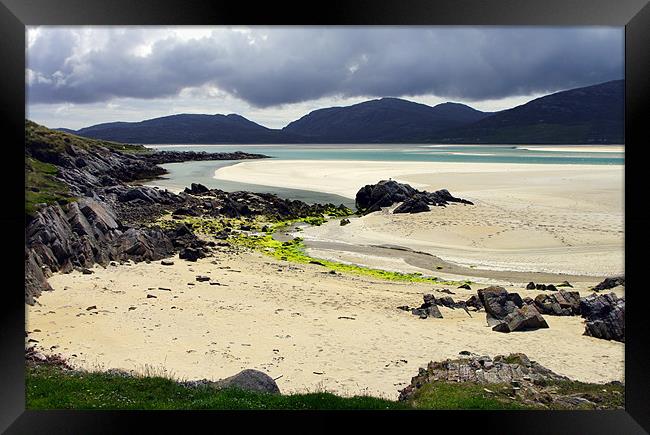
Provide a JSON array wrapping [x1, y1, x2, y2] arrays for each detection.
[[26, 26, 624, 130]]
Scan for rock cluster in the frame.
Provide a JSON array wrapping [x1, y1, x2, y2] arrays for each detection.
[[526, 282, 558, 291], [477, 286, 548, 333], [531, 290, 581, 316], [355, 180, 473, 214], [397, 353, 622, 409], [580, 293, 625, 342], [405, 294, 444, 319]]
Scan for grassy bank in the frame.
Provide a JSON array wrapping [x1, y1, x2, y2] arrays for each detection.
[[25, 157, 75, 216], [26, 364, 406, 410], [27, 364, 549, 410], [29, 362, 622, 410]]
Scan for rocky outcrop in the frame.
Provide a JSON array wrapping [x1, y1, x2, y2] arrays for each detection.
[[140, 150, 271, 165], [24, 196, 208, 304], [355, 180, 473, 214], [180, 188, 353, 222], [532, 290, 581, 316], [476, 285, 548, 332], [592, 276, 625, 292], [399, 353, 569, 401], [397, 353, 622, 410], [580, 293, 625, 342]]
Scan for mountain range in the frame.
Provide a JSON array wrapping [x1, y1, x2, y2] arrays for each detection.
[[62, 80, 624, 144]]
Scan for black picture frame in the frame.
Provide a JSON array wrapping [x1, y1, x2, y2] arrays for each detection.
[[2, 0, 649, 432]]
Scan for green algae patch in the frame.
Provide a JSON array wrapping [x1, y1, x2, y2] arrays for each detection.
[[152, 213, 465, 285], [231, 233, 464, 285]]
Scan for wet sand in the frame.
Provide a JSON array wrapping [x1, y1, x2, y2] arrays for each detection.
[[217, 160, 624, 276]]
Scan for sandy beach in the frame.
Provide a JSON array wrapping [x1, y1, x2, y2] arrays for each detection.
[[215, 160, 624, 277], [27, 250, 624, 399]]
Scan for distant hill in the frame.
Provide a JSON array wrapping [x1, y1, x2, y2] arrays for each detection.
[[63, 80, 624, 144], [283, 98, 492, 143], [69, 113, 301, 144], [432, 80, 624, 144]]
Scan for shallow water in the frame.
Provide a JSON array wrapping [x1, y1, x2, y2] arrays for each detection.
[[143, 143, 623, 204]]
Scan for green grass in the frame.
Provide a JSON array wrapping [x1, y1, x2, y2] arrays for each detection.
[[26, 120, 149, 155], [25, 157, 75, 216], [548, 380, 624, 409], [409, 381, 536, 410], [26, 365, 407, 410]]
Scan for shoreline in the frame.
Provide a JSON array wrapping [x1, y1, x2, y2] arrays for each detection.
[[27, 251, 625, 399], [215, 160, 624, 277]]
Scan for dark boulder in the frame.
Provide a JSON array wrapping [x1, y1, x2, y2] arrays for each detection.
[[592, 276, 625, 292], [526, 282, 536, 290], [355, 180, 472, 214], [184, 183, 210, 195], [180, 247, 205, 262], [580, 293, 625, 342], [355, 180, 417, 210], [458, 283, 471, 290], [410, 294, 443, 319], [211, 369, 280, 394], [477, 286, 522, 326], [536, 284, 547, 291], [492, 304, 550, 333], [340, 218, 351, 226]]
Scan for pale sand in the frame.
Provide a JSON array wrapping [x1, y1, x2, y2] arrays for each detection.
[[27, 252, 624, 400], [215, 160, 624, 276]]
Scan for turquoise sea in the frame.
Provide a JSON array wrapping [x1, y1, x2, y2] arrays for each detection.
[[143, 144, 624, 206]]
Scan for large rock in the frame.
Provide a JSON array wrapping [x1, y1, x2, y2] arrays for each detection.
[[580, 293, 625, 342], [592, 276, 625, 291], [211, 369, 280, 394], [492, 304, 549, 333], [355, 180, 472, 214], [534, 289, 581, 316], [184, 183, 210, 195], [477, 286, 522, 326], [355, 180, 418, 211]]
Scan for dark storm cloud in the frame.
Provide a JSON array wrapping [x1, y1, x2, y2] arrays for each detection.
[[27, 27, 624, 107]]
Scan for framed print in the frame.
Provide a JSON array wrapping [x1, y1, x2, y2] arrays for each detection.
[[1, 0, 649, 433]]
